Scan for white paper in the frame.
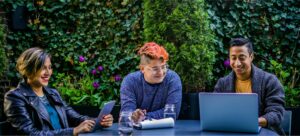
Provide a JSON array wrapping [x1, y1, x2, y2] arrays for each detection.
[[139, 118, 175, 129]]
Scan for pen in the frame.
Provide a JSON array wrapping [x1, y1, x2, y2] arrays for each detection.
[[141, 110, 147, 116], [141, 109, 148, 121]]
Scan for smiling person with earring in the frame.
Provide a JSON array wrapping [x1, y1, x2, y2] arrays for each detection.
[[120, 42, 182, 124], [4, 47, 113, 136], [214, 37, 285, 135]]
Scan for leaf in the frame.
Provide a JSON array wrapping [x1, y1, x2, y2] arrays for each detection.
[[271, 15, 280, 21], [274, 23, 281, 28], [229, 11, 238, 21], [227, 21, 233, 28], [74, 95, 89, 104], [286, 24, 295, 29]]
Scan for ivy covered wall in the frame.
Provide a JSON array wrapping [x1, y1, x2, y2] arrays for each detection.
[[0, 0, 143, 106], [1, 0, 299, 107], [206, 0, 300, 107], [0, 12, 8, 78]]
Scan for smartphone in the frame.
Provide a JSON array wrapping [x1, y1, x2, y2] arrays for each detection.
[[92, 100, 116, 131]]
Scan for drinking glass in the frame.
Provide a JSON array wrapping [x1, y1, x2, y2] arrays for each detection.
[[118, 111, 133, 136], [164, 104, 176, 121]]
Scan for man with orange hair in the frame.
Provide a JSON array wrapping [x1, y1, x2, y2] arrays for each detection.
[[120, 42, 182, 123]]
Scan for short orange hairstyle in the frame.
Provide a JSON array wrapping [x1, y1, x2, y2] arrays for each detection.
[[138, 42, 169, 64]]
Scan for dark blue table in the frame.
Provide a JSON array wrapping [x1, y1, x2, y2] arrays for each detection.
[[80, 120, 278, 136]]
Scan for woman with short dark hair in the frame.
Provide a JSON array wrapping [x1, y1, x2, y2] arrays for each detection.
[[4, 47, 113, 136]]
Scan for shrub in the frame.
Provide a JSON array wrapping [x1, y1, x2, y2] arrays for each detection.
[[52, 55, 128, 107], [143, 0, 216, 92], [0, 16, 8, 78], [268, 60, 300, 107]]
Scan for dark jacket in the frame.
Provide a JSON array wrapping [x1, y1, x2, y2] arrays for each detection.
[[4, 82, 91, 136], [214, 64, 285, 135]]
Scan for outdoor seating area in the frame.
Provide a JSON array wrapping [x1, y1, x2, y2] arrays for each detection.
[[0, 0, 299, 135]]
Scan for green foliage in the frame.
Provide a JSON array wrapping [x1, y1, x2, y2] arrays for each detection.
[[144, 0, 216, 92], [52, 57, 124, 107], [0, 1, 142, 105], [206, 0, 300, 107], [0, 16, 8, 77], [284, 87, 300, 107], [268, 60, 290, 84], [268, 60, 300, 107]]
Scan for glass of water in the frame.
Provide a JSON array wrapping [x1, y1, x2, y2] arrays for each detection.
[[118, 111, 133, 136], [164, 104, 176, 120]]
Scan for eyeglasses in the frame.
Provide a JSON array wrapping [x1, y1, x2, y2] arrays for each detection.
[[146, 64, 169, 74]]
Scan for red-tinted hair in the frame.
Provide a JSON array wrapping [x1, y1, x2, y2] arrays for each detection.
[[138, 42, 169, 63]]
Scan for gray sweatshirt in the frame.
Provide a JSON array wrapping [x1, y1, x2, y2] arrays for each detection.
[[214, 64, 285, 134]]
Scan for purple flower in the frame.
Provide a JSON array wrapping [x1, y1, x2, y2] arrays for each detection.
[[223, 59, 230, 68], [97, 66, 104, 71], [92, 82, 100, 89], [79, 56, 85, 62], [91, 69, 97, 75], [114, 75, 122, 82]]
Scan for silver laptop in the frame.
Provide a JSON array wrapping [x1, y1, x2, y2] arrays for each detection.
[[199, 93, 261, 133]]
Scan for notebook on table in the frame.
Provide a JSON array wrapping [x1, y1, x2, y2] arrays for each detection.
[[133, 118, 174, 130], [199, 93, 261, 133]]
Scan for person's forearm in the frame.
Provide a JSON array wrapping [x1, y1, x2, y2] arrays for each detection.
[[146, 109, 164, 119]]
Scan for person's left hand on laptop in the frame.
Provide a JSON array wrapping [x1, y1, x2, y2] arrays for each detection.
[[99, 114, 113, 128], [258, 117, 267, 127]]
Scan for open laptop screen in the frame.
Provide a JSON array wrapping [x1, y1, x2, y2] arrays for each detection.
[[199, 93, 260, 133]]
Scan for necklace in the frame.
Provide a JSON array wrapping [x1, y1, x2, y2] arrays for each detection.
[[32, 87, 44, 97], [38, 95, 49, 104]]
